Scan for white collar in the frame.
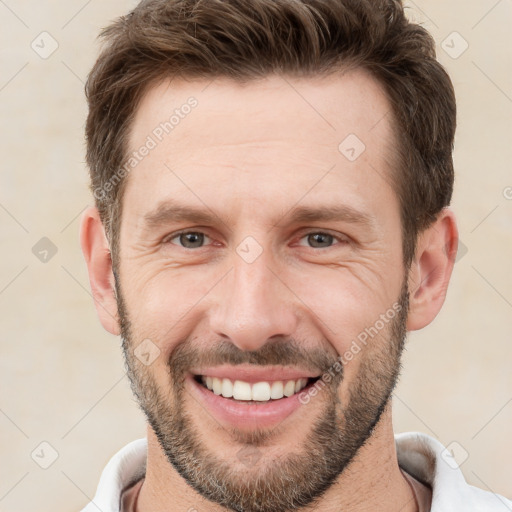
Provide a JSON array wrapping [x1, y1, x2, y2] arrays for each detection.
[[81, 432, 511, 512]]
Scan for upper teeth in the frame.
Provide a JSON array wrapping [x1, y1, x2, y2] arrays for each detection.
[[201, 376, 309, 401]]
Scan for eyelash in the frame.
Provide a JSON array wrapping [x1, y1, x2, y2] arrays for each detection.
[[163, 229, 350, 249]]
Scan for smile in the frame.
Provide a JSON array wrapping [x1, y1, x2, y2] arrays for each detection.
[[187, 368, 322, 428], [195, 375, 316, 401]]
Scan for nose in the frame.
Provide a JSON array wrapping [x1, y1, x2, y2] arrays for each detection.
[[208, 249, 298, 352]]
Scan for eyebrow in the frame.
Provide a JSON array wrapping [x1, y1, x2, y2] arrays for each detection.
[[279, 204, 374, 228], [143, 200, 220, 228], [142, 199, 375, 232]]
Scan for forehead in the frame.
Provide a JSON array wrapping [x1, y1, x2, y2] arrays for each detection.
[[123, 70, 397, 224], [129, 69, 393, 148]]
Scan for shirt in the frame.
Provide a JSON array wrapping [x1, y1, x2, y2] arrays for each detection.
[[80, 432, 512, 512]]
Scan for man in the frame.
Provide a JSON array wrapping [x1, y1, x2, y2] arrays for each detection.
[[79, 0, 511, 511]]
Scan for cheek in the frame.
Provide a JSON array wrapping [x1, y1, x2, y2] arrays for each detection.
[[120, 243, 404, 368], [121, 265, 218, 354], [286, 265, 400, 348], [285, 265, 404, 400]]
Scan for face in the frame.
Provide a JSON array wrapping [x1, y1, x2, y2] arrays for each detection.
[[116, 70, 408, 511]]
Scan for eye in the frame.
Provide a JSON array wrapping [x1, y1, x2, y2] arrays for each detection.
[[165, 231, 212, 249], [297, 232, 348, 249], [163, 230, 347, 250]]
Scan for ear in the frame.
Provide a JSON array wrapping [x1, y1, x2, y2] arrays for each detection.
[[79, 207, 120, 335], [406, 208, 458, 331]]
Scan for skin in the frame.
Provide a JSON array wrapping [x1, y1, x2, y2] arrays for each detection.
[[80, 69, 458, 511]]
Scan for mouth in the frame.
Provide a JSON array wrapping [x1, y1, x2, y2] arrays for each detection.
[[187, 366, 324, 428], [193, 374, 320, 402]]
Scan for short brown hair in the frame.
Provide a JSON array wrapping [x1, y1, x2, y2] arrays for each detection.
[[85, 0, 456, 268]]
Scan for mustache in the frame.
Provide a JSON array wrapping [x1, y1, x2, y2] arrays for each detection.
[[169, 337, 340, 377]]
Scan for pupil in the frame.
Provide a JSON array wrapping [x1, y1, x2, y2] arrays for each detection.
[[181, 232, 203, 248], [309, 233, 332, 248]]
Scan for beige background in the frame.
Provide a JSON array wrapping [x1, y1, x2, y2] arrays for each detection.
[[0, 1, 511, 511]]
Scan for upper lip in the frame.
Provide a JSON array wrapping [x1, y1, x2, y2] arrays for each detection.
[[190, 365, 321, 384]]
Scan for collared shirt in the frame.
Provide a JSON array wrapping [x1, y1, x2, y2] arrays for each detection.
[[80, 432, 512, 512]]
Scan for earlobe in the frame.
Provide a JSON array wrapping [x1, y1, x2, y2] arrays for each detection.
[[79, 207, 121, 335], [406, 208, 458, 331]]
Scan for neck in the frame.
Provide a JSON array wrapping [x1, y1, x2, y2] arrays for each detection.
[[137, 402, 417, 512]]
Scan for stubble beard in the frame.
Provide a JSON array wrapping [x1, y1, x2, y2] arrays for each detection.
[[116, 275, 409, 512]]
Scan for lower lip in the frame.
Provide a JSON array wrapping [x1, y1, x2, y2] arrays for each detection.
[[187, 375, 313, 429]]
